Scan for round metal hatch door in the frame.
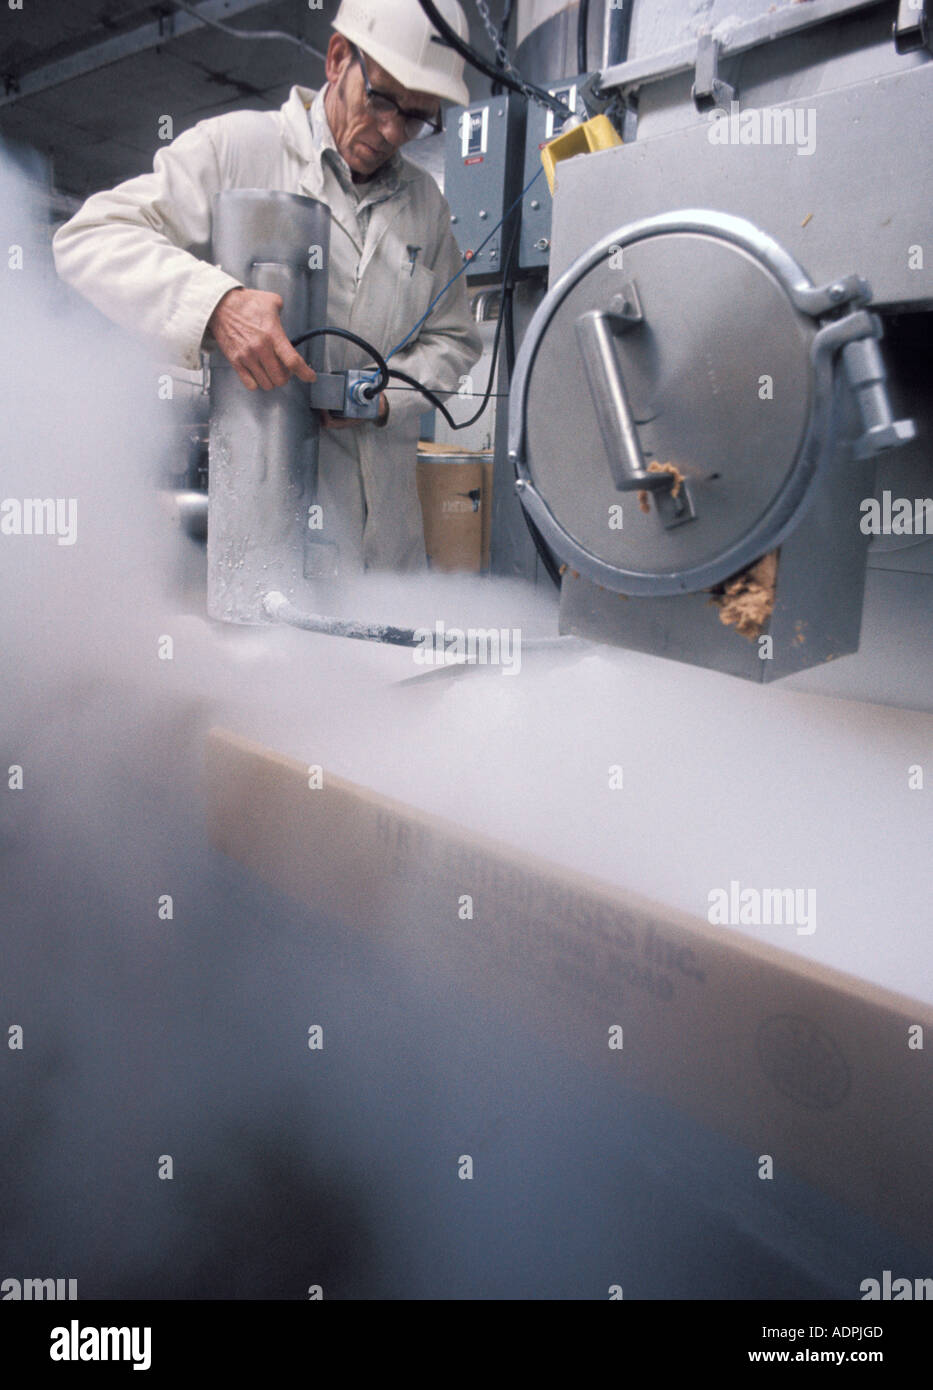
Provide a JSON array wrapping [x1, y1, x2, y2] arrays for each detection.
[[511, 211, 838, 596]]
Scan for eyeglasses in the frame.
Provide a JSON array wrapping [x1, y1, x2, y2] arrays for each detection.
[[349, 42, 442, 140]]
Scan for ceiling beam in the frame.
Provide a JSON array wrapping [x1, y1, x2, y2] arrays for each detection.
[[1, 0, 319, 109]]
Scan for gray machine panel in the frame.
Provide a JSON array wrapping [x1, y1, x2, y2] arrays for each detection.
[[559, 446, 878, 684], [550, 63, 933, 310], [444, 95, 526, 283], [519, 76, 589, 272]]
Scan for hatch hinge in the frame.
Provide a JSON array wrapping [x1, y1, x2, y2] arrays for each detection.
[[692, 34, 735, 114], [893, 0, 932, 54]]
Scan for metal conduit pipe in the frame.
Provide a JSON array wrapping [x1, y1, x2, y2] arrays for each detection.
[[262, 591, 424, 648]]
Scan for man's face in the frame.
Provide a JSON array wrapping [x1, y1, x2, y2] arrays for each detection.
[[324, 34, 440, 179]]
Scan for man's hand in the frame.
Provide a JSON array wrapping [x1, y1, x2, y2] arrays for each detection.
[[321, 393, 389, 430], [208, 287, 316, 392]]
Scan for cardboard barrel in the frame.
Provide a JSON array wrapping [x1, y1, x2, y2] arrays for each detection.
[[416, 443, 494, 572]]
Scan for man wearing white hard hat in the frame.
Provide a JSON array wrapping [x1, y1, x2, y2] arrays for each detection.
[[54, 0, 482, 574]]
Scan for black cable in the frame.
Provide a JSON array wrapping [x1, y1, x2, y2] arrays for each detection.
[[502, 279, 515, 378], [386, 368, 461, 427], [416, 0, 569, 117], [289, 219, 520, 432], [290, 327, 389, 395], [577, 0, 590, 73], [395, 201, 523, 430], [290, 320, 498, 428], [387, 287, 506, 429], [388, 385, 510, 400]]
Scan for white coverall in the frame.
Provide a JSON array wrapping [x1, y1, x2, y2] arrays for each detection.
[[53, 84, 483, 573]]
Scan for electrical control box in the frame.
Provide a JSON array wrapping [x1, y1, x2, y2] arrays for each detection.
[[519, 77, 589, 274], [443, 94, 526, 284]]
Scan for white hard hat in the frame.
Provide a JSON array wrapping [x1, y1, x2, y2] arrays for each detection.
[[333, 0, 471, 108]]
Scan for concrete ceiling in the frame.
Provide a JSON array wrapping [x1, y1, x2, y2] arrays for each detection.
[[0, 0, 494, 202]]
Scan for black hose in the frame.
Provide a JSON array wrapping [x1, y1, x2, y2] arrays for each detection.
[[387, 279, 506, 431], [415, 0, 570, 117], [386, 207, 521, 430], [263, 592, 422, 647], [577, 0, 590, 73], [387, 367, 457, 424], [292, 282, 504, 430], [386, 283, 504, 429], [502, 280, 515, 379], [290, 326, 389, 394]]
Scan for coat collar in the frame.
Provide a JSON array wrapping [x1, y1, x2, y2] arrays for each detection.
[[287, 86, 359, 251], [281, 84, 319, 165]]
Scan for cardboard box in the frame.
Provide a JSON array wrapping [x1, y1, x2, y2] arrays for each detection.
[[206, 726, 933, 1249], [416, 445, 493, 572]]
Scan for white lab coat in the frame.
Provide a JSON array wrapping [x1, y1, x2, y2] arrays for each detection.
[[53, 85, 483, 573]]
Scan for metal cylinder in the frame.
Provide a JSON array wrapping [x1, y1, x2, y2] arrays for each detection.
[[516, 0, 569, 46], [842, 335, 917, 458], [208, 190, 331, 624], [515, 1, 583, 78]]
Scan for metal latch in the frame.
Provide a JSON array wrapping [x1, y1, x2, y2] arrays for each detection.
[[894, 0, 932, 53], [692, 34, 736, 113], [575, 281, 696, 531], [841, 324, 917, 457]]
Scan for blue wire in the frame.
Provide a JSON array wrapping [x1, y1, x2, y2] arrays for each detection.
[[359, 164, 546, 386]]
